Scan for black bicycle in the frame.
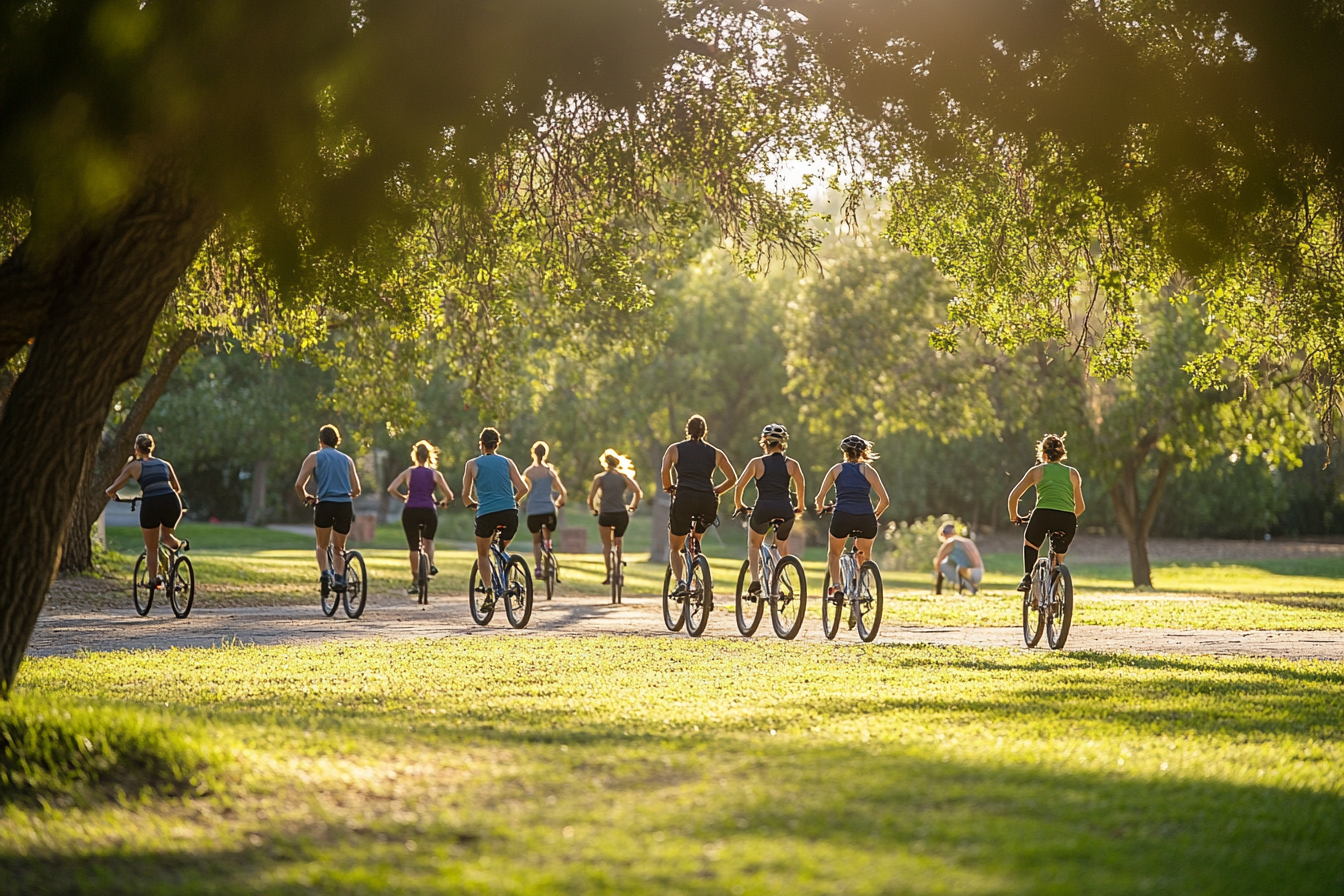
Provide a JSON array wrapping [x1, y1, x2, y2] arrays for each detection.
[[117, 496, 195, 618], [732, 508, 807, 639], [468, 514, 534, 628], [306, 496, 366, 618], [819, 507, 883, 642], [539, 526, 560, 601], [412, 499, 448, 605], [1014, 518, 1074, 649], [609, 535, 625, 605], [661, 509, 715, 637]]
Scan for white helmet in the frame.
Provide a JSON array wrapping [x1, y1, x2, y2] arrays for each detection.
[[760, 423, 789, 441]]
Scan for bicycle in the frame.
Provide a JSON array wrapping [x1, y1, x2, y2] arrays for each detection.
[[818, 507, 883, 642], [411, 499, 449, 605], [306, 496, 366, 619], [1014, 518, 1074, 649], [731, 508, 807, 639], [467, 514, 534, 628], [660, 510, 715, 637], [608, 536, 624, 605], [118, 496, 195, 618], [539, 527, 560, 601]]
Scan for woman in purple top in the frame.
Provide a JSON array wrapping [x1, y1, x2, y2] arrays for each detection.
[[387, 440, 455, 594]]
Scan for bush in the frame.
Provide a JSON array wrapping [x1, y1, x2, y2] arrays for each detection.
[[0, 697, 210, 800], [882, 514, 966, 571]]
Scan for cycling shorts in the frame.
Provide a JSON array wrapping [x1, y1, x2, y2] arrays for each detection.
[[669, 491, 719, 537], [526, 512, 558, 535], [139, 493, 182, 530], [313, 501, 353, 534], [401, 506, 438, 549], [1024, 507, 1077, 555], [750, 501, 796, 539], [597, 510, 630, 538], [475, 508, 519, 541], [829, 509, 878, 540]]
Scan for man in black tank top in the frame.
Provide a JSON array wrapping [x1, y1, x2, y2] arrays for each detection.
[[732, 424, 806, 593], [660, 415, 737, 594]]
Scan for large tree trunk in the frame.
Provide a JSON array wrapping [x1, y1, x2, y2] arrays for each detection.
[[60, 329, 199, 572], [0, 177, 215, 693], [1109, 452, 1174, 588]]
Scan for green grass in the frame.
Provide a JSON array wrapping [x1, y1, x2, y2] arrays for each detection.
[[3, 638, 1341, 894]]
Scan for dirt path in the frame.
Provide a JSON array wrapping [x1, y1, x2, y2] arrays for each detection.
[[27, 595, 1344, 661]]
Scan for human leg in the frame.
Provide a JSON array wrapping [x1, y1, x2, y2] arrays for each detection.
[[142, 527, 161, 581], [599, 525, 614, 582], [669, 532, 687, 582], [314, 526, 333, 574], [747, 527, 766, 584], [331, 532, 348, 576]]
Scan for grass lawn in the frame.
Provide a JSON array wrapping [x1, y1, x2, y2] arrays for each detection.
[[2, 638, 1341, 894], [89, 525, 1344, 631]]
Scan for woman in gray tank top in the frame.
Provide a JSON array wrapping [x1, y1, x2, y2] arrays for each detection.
[[587, 449, 643, 584], [523, 441, 568, 579]]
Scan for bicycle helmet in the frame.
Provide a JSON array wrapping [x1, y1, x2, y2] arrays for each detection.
[[839, 434, 870, 453], [760, 423, 789, 441]]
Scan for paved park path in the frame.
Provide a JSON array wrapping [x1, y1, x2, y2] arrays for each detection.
[[26, 595, 1344, 661]]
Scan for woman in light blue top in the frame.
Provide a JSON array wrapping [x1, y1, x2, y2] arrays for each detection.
[[294, 424, 362, 590], [462, 427, 528, 593], [524, 441, 568, 578]]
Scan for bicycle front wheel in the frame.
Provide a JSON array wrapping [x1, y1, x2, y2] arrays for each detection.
[[1046, 565, 1074, 650], [468, 560, 496, 625], [504, 556, 534, 629], [820, 571, 841, 640], [132, 552, 153, 616], [855, 561, 884, 643], [684, 555, 712, 637], [734, 560, 763, 637], [418, 552, 429, 604], [343, 552, 367, 618], [661, 565, 684, 632], [168, 556, 195, 618], [1023, 562, 1047, 647], [770, 555, 807, 640]]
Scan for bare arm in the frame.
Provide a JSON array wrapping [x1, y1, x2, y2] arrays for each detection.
[[587, 475, 602, 513], [165, 461, 182, 494], [733, 457, 762, 510], [623, 474, 643, 512], [1072, 468, 1087, 517], [933, 540, 954, 568], [713, 448, 737, 496], [1007, 466, 1041, 521], [660, 445, 677, 492], [963, 537, 984, 568], [787, 459, 806, 512], [551, 470, 568, 507], [508, 459, 527, 501], [461, 460, 477, 506], [433, 470, 455, 505], [104, 461, 138, 498], [814, 465, 841, 512], [865, 465, 890, 518], [387, 467, 411, 500], [347, 456, 362, 499], [294, 453, 317, 501]]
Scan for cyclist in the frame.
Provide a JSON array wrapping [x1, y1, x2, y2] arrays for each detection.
[[588, 449, 642, 585], [732, 423, 805, 598], [294, 424, 362, 592], [660, 414, 737, 601], [1007, 432, 1086, 592], [523, 441, 568, 579], [813, 434, 890, 616], [386, 439, 455, 594], [933, 522, 983, 595], [104, 433, 187, 588], [462, 426, 528, 597]]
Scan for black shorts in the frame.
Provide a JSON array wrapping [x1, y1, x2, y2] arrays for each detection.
[[401, 507, 438, 549], [475, 509, 519, 541], [670, 491, 719, 537], [750, 502, 796, 539], [598, 510, 630, 538], [829, 509, 878, 540], [1025, 507, 1077, 555], [526, 512, 558, 534], [139, 493, 182, 530], [313, 501, 353, 534]]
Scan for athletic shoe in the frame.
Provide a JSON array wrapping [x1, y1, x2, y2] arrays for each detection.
[[406, 582, 419, 594], [602, 575, 611, 585], [333, 573, 346, 592], [176, 539, 190, 554], [429, 565, 438, 576], [320, 570, 333, 589], [1017, 574, 1032, 593], [747, 581, 762, 597], [535, 564, 544, 579]]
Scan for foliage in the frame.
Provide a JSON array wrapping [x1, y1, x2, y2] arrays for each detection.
[[882, 514, 965, 572]]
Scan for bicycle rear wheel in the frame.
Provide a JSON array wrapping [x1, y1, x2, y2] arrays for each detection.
[[132, 552, 153, 616], [504, 556, 534, 628], [770, 555, 807, 640], [855, 561, 884, 643], [734, 560, 763, 637], [321, 545, 339, 617], [609, 547, 622, 605], [1046, 565, 1074, 649], [468, 560, 496, 625], [343, 551, 367, 618], [418, 552, 429, 605], [1022, 561, 1047, 647], [684, 555, 712, 637], [168, 556, 195, 618], [544, 551, 557, 600], [661, 565, 684, 632], [820, 572, 841, 640]]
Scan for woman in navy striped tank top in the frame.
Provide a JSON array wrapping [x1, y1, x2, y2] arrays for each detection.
[[387, 439, 455, 593], [105, 433, 186, 587], [813, 435, 890, 608], [732, 423, 806, 596]]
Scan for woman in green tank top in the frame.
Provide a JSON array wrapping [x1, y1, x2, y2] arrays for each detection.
[[1007, 433, 1086, 592]]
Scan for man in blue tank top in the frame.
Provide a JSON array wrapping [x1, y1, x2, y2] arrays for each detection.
[[294, 424, 362, 591], [462, 427, 528, 596]]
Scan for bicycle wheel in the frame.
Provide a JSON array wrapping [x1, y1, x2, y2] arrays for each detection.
[[734, 560, 763, 637], [468, 560, 496, 625], [770, 555, 807, 640], [132, 552, 153, 616], [1022, 561, 1047, 647], [343, 551, 367, 618], [1046, 565, 1074, 650], [609, 547, 621, 605], [418, 552, 429, 605], [504, 555, 534, 629], [544, 551, 556, 601], [168, 556, 195, 618], [684, 555, 712, 637], [321, 545, 339, 617], [819, 572, 840, 640], [855, 561, 884, 643], [661, 565, 684, 632]]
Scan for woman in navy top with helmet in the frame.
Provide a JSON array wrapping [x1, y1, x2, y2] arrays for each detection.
[[732, 423, 806, 598], [104, 433, 187, 588], [813, 434, 890, 607], [387, 439, 455, 594]]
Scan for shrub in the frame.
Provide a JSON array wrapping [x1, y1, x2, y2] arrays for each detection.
[[882, 514, 967, 571]]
